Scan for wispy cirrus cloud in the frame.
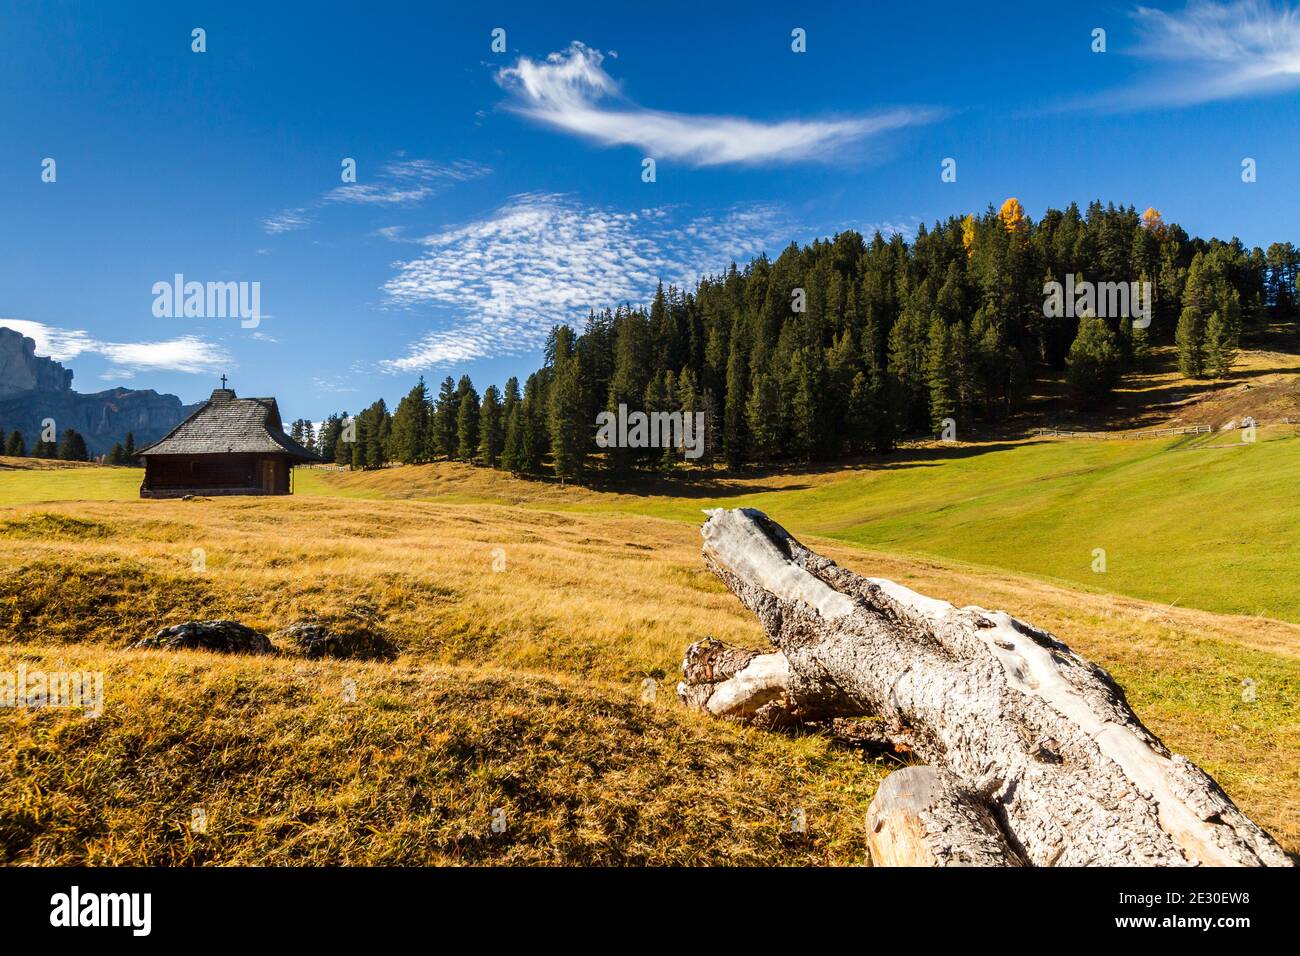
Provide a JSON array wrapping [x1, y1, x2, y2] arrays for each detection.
[[261, 158, 491, 234], [495, 42, 939, 167], [1, 319, 231, 377], [378, 192, 792, 372], [1124, 0, 1300, 106]]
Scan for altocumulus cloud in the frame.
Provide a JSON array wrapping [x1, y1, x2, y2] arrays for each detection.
[[378, 193, 791, 372], [262, 158, 491, 234], [1126, 0, 1300, 105], [1, 319, 231, 377], [496, 42, 938, 167]]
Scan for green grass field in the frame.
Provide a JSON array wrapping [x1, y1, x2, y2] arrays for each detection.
[[0, 462, 141, 505], [292, 427, 1300, 624], [9, 425, 1300, 623]]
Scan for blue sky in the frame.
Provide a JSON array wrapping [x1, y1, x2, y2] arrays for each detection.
[[2, 0, 1299, 420]]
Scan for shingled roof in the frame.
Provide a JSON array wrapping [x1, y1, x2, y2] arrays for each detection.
[[137, 388, 320, 460]]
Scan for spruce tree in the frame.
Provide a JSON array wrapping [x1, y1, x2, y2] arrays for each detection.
[[57, 429, 87, 461], [744, 371, 782, 463], [549, 351, 587, 481], [478, 384, 504, 467], [925, 316, 958, 432], [502, 406, 523, 474], [1176, 305, 1205, 377], [456, 386, 480, 461], [502, 376, 521, 421], [1204, 310, 1239, 377], [434, 376, 457, 458], [335, 412, 353, 465], [786, 349, 817, 463], [6, 430, 26, 457], [391, 378, 431, 464], [1066, 314, 1123, 404], [518, 373, 547, 475], [318, 414, 341, 463]]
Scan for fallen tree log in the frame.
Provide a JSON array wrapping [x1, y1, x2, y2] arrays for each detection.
[[866, 765, 1027, 867], [678, 508, 1292, 867]]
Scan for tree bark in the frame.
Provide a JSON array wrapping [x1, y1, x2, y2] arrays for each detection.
[[866, 765, 1025, 866], [678, 508, 1292, 867]]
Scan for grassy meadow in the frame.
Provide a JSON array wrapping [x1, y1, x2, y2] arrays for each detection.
[[298, 424, 1300, 622], [1, 419, 1298, 862]]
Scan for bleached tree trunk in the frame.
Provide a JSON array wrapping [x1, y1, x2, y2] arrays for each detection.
[[678, 508, 1292, 867], [865, 766, 1025, 867]]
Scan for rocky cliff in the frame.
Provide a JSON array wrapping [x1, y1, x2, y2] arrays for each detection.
[[0, 327, 197, 456]]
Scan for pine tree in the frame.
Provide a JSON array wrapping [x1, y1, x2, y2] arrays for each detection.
[[391, 377, 432, 464], [1176, 305, 1206, 377], [1066, 314, 1123, 404], [549, 351, 587, 481], [502, 377, 521, 420], [367, 399, 389, 469], [925, 316, 958, 432], [335, 411, 353, 466], [6, 430, 26, 457], [108, 442, 125, 465], [518, 373, 547, 475], [723, 335, 748, 468], [786, 349, 817, 463], [317, 414, 342, 463], [697, 388, 721, 466], [456, 385, 480, 461], [434, 376, 457, 458], [744, 371, 782, 463], [478, 384, 504, 467], [501, 406, 523, 474], [124, 431, 136, 463], [1204, 310, 1239, 377], [888, 309, 928, 434], [57, 429, 87, 461]]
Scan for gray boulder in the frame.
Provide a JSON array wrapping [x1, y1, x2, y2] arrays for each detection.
[[276, 619, 396, 661], [131, 620, 274, 655]]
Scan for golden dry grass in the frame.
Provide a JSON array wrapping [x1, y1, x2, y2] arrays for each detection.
[[0, 647, 883, 865], [1, 492, 1296, 861]]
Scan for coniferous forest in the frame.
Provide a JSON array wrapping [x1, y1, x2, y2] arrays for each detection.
[[311, 199, 1300, 481]]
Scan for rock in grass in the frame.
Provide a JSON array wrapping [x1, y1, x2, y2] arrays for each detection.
[[276, 619, 396, 661], [131, 620, 273, 655]]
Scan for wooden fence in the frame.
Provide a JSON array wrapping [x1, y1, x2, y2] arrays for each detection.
[[1032, 424, 1213, 441]]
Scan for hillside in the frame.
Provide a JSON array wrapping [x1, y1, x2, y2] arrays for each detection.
[[0, 491, 1295, 860], [297, 422, 1300, 623], [2, 347, 1297, 864]]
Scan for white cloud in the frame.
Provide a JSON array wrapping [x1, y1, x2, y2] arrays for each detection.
[[262, 210, 315, 234], [1129, 0, 1300, 104], [495, 42, 939, 167], [262, 158, 491, 233], [313, 376, 359, 394], [378, 192, 792, 372], [1, 319, 231, 375]]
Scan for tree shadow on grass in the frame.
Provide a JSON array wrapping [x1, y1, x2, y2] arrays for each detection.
[[575, 440, 1048, 501]]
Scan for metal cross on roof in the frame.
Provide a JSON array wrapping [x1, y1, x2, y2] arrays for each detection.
[[220, 374, 228, 389]]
